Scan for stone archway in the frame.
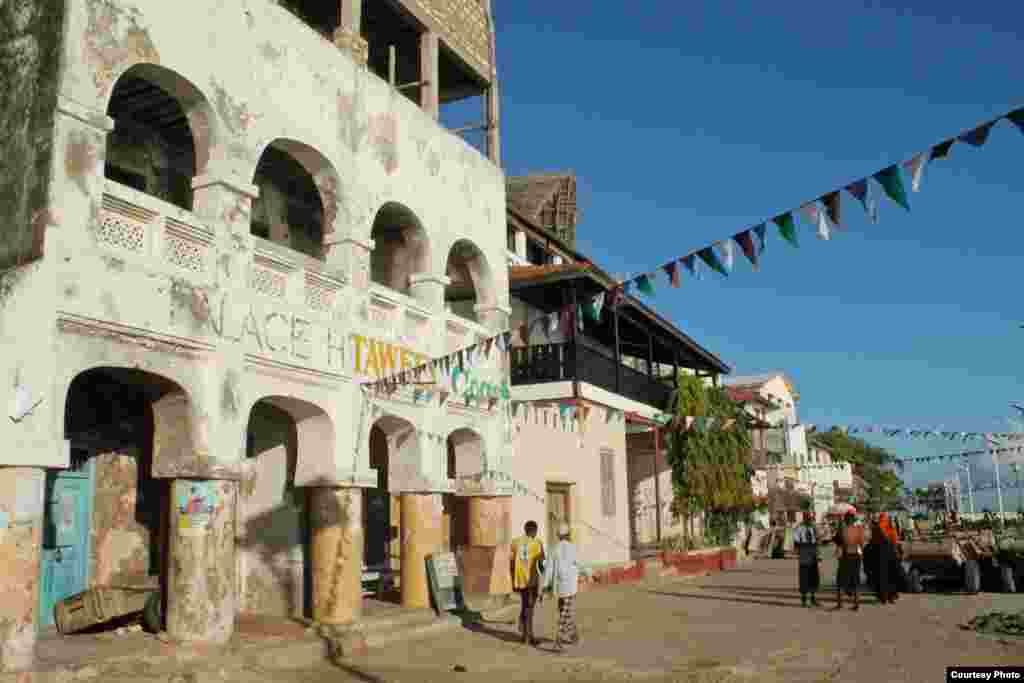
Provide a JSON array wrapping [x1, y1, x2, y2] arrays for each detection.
[[54, 367, 189, 632], [445, 428, 486, 552], [364, 414, 420, 603], [104, 63, 219, 211], [444, 239, 496, 324], [238, 395, 334, 620], [369, 202, 430, 295]]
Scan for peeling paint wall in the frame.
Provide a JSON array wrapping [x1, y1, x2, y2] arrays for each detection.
[[90, 450, 163, 588], [0, 0, 66, 269], [239, 401, 308, 618], [0, 467, 44, 672]]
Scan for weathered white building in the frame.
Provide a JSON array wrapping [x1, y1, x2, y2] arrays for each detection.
[[0, 0, 516, 671]]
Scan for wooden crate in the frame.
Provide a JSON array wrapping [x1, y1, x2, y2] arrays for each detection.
[[55, 587, 154, 635]]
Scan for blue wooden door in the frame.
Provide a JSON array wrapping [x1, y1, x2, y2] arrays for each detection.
[[39, 462, 93, 629]]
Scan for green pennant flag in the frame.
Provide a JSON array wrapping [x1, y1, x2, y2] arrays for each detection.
[[636, 273, 655, 296], [873, 165, 910, 211], [697, 247, 728, 276], [583, 298, 599, 322], [772, 213, 799, 247]]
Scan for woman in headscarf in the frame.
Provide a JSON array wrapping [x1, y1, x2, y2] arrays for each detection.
[[868, 513, 901, 604]]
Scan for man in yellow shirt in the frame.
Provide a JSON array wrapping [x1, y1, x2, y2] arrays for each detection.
[[510, 520, 545, 645]]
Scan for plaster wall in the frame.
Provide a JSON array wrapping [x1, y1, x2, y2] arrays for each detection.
[[1, 0, 510, 487], [509, 402, 631, 568]]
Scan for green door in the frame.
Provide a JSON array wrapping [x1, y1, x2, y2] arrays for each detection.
[[38, 457, 93, 629]]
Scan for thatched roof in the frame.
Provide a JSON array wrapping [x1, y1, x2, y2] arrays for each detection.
[[506, 172, 578, 247]]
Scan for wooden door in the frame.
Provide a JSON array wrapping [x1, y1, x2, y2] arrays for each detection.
[[39, 459, 93, 628], [546, 484, 571, 550]]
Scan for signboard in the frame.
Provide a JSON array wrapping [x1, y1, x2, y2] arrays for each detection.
[[426, 552, 464, 613]]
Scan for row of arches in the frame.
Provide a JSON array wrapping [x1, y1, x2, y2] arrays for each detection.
[[100, 64, 496, 323], [44, 366, 488, 627]]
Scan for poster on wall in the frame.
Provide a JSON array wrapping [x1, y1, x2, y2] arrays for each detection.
[[177, 482, 219, 536]]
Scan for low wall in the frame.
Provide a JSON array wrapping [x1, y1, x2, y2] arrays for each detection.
[[578, 547, 740, 591]]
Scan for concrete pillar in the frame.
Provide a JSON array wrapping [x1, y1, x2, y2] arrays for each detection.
[[409, 273, 451, 311], [309, 487, 363, 625], [460, 495, 512, 596], [333, 0, 368, 65], [399, 493, 444, 609], [420, 31, 440, 120], [166, 479, 236, 644], [325, 237, 374, 292], [0, 467, 45, 672]]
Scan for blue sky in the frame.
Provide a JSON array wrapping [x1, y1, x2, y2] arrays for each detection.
[[490, 1, 1024, 509]]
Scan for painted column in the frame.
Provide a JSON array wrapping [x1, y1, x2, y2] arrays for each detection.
[[309, 486, 363, 624], [166, 479, 236, 644], [399, 492, 444, 609], [461, 495, 513, 596], [0, 467, 45, 672]]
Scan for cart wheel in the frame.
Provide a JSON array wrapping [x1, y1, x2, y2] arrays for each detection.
[[907, 568, 924, 594], [1001, 566, 1018, 594], [964, 560, 982, 594]]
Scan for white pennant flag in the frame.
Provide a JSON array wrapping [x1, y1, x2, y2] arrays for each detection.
[[593, 292, 605, 319], [717, 240, 735, 271], [816, 207, 832, 241], [904, 152, 929, 193], [867, 184, 880, 223], [547, 311, 559, 335]]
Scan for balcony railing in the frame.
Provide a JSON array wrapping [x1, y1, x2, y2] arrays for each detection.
[[510, 337, 673, 410]]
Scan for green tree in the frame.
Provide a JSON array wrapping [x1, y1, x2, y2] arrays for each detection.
[[808, 429, 906, 513], [666, 374, 755, 549]]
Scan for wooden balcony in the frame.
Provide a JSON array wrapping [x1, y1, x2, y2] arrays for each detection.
[[510, 336, 674, 410]]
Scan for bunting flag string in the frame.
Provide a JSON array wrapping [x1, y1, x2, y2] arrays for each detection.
[[363, 106, 1023, 394], [757, 445, 1024, 471], [801, 424, 1023, 442]]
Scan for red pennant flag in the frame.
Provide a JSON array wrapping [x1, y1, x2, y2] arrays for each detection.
[[822, 192, 842, 228], [733, 230, 758, 269], [663, 261, 680, 287], [959, 120, 996, 147]]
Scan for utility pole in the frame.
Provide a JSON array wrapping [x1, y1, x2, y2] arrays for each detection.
[[993, 449, 1006, 523]]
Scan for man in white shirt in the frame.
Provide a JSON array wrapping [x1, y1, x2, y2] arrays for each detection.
[[543, 523, 579, 650]]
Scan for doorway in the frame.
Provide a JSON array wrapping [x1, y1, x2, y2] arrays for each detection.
[[38, 450, 93, 629], [546, 482, 573, 549]]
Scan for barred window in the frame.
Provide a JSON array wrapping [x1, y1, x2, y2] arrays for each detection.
[[600, 448, 616, 517]]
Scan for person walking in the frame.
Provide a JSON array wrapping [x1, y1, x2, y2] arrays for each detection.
[[834, 510, 865, 611], [793, 511, 820, 607], [543, 523, 579, 650], [510, 520, 545, 646]]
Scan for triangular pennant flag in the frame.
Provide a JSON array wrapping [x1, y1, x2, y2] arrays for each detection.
[[622, 279, 634, 297], [815, 207, 831, 241], [959, 120, 996, 147], [873, 165, 910, 211], [457, 350, 465, 370], [592, 292, 605, 319], [773, 213, 799, 247], [697, 247, 728, 276], [903, 151, 929, 193], [636, 273, 655, 296], [800, 202, 819, 226], [717, 240, 735, 272], [663, 261, 680, 287], [931, 138, 955, 160], [548, 311, 559, 335], [845, 179, 870, 217], [821, 192, 841, 229], [685, 416, 694, 431], [753, 224, 767, 255], [1007, 108, 1024, 135], [866, 183, 880, 223], [734, 230, 758, 270], [682, 254, 697, 276], [559, 310, 572, 336], [583, 297, 599, 322], [576, 305, 584, 332]]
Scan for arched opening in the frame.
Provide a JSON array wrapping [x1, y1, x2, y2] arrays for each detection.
[[251, 141, 330, 260], [47, 368, 186, 630], [369, 203, 429, 294], [105, 65, 211, 211], [364, 415, 418, 604], [444, 239, 494, 324], [444, 428, 486, 553], [239, 397, 328, 620]]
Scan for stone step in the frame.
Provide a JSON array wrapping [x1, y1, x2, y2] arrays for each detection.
[[364, 613, 462, 649], [360, 607, 448, 635]]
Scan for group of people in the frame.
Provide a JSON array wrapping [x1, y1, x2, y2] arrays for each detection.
[[510, 520, 580, 650], [792, 510, 907, 609]]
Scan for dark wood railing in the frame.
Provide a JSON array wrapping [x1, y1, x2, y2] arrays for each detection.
[[510, 338, 673, 410]]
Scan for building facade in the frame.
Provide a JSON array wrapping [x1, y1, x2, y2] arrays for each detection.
[[0, 0, 514, 671]]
